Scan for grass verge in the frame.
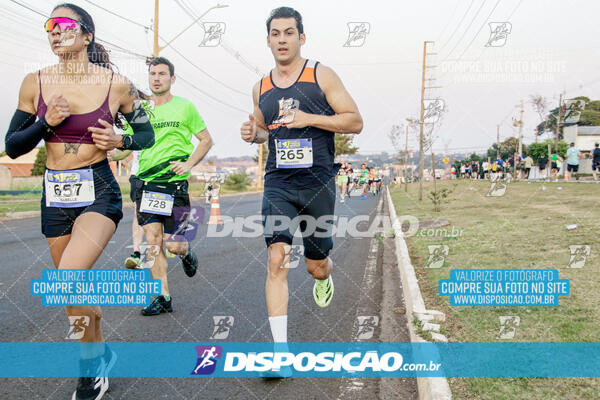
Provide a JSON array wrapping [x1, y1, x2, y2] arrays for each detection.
[[390, 180, 600, 400]]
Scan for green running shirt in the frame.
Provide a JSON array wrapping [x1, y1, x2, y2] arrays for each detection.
[[124, 96, 206, 183]]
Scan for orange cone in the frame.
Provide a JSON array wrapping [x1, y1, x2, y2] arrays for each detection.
[[208, 195, 223, 225]]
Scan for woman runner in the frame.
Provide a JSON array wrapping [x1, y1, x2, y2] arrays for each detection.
[[4, 4, 154, 399]]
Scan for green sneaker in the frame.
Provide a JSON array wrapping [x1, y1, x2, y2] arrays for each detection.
[[125, 253, 141, 269], [313, 275, 334, 308]]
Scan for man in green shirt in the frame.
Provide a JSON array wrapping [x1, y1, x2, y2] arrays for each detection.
[[359, 163, 369, 198], [550, 151, 564, 182], [122, 57, 214, 316]]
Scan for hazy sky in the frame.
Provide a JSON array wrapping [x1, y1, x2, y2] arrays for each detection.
[[1, 0, 599, 157]]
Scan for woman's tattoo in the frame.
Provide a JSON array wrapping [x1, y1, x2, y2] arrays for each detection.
[[64, 143, 82, 154]]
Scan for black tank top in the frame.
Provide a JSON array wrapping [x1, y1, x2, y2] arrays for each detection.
[[259, 59, 337, 189]]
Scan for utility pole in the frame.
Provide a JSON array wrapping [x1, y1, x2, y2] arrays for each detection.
[[153, 0, 159, 57], [151, 1, 228, 59], [431, 152, 437, 203], [404, 124, 409, 192], [257, 144, 264, 189], [517, 99, 524, 158], [418, 41, 440, 201], [496, 124, 500, 158], [554, 92, 563, 152]]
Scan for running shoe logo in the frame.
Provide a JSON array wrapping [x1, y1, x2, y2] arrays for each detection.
[[191, 345, 222, 375]]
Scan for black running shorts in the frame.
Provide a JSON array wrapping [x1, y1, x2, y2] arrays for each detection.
[[41, 159, 123, 238], [262, 179, 336, 260], [134, 180, 191, 235]]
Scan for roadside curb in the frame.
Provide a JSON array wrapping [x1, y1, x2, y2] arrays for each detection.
[[0, 190, 264, 221], [1, 210, 41, 220], [218, 190, 263, 198], [385, 186, 452, 400]]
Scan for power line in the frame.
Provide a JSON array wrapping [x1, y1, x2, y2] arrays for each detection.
[[455, 0, 502, 61], [83, 0, 151, 30], [7, 0, 148, 60], [438, 0, 476, 52], [86, 0, 250, 96], [177, 75, 247, 114], [76, 0, 251, 110], [168, 45, 249, 96], [442, 0, 489, 62], [437, 0, 518, 82], [176, 0, 265, 77], [507, 0, 524, 20], [7, 0, 46, 18], [96, 38, 148, 59], [435, 0, 462, 45]]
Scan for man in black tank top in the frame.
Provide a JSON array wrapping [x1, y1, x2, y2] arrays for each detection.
[[240, 7, 363, 373]]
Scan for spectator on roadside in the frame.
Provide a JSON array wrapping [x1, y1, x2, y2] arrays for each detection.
[[550, 151, 563, 182], [507, 156, 514, 179], [460, 163, 466, 178], [482, 160, 489, 179], [471, 161, 479, 180], [538, 154, 548, 180], [592, 143, 600, 182], [495, 157, 504, 179], [565, 142, 582, 181], [523, 154, 534, 180]]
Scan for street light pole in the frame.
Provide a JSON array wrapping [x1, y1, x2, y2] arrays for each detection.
[[152, 2, 229, 58]]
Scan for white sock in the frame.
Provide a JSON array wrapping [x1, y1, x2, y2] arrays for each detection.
[[268, 315, 288, 342]]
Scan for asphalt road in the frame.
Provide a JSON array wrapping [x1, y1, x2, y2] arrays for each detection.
[[0, 190, 416, 400]]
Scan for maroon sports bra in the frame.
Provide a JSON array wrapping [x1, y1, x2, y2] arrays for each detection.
[[36, 70, 115, 144]]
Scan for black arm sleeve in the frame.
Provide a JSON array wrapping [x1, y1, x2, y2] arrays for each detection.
[[120, 105, 155, 151], [5, 110, 53, 159]]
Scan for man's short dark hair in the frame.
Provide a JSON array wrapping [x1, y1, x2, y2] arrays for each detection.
[[266, 7, 303, 34], [148, 57, 175, 76]]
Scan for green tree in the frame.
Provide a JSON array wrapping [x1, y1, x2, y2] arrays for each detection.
[[526, 139, 568, 161], [252, 144, 269, 167], [487, 137, 523, 160], [223, 172, 251, 191], [31, 147, 47, 176], [334, 134, 358, 157], [537, 96, 600, 138], [466, 153, 484, 162]]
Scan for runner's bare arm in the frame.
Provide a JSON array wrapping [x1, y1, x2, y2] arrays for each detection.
[[241, 82, 268, 144], [285, 64, 363, 134], [170, 129, 214, 175], [109, 149, 132, 161], [17, 72, 36, 114]]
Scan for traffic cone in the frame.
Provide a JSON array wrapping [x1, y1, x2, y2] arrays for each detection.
[[208, 195, 223, 225]]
